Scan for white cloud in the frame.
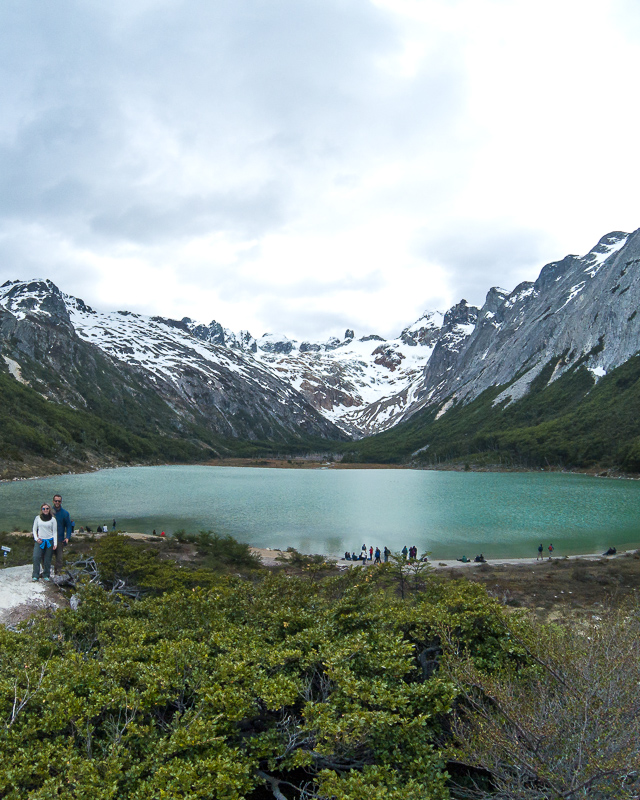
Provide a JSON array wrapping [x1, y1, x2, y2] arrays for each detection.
[[0, 0, 638, 340]]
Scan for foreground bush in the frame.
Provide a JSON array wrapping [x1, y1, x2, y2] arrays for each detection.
[[0, 570, 511, 799], [4, 540, 634, 800]]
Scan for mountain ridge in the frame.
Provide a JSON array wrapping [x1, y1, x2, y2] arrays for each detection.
[[1, 225, 640, 473]]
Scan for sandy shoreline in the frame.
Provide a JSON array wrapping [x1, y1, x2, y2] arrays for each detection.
[[1, 538, 636, 627], [7, 531, 637, 569], [337, 551, 640, 570], [247, 546, 640, 570]]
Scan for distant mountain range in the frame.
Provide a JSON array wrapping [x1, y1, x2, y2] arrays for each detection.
[[1, 226, 640, 473]]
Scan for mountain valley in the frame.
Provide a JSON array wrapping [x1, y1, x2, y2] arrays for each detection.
[[1, 226, 640, 475]]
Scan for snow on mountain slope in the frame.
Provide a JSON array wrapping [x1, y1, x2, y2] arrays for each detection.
[[245, 311, 445, 436], [0, 278, 445, 438], [0, 279, 346, 441], [67, 300, 440, 437], [409, 229, 640, 417], [256, 335, 433, 435]]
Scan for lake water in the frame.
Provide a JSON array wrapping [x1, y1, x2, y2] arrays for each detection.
[[1, 466, 639, 560]]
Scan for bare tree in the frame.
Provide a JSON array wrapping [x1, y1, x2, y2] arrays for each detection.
[[5, 663, 47, 729], [442, 604, 640, 799]]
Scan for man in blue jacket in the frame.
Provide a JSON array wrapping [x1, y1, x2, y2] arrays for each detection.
[[52, 494, 72, 576]]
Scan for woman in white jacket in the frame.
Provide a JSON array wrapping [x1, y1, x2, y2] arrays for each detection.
[[32, 503, 58, 582]]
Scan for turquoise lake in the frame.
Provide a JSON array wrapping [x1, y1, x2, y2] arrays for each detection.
[[1, 466, 639, 559]]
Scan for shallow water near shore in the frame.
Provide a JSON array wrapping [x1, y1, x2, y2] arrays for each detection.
[[1, 465, 639, 560]]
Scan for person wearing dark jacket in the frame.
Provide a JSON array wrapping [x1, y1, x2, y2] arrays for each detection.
[[52, 494, 72, 576]]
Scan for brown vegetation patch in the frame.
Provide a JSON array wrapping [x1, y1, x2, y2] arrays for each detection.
[[443, 553, 640, 621]]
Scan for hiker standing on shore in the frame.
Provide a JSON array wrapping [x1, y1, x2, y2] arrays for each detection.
[[548, 543, 554, 560], [32, 503, 57, 582], [52, 494, 72, 576], [537, 543, 544, 560]]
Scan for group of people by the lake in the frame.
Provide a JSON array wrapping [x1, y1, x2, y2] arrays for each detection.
[[537, 543, 554, 560], [343, 544, 429, 565], [344, 545, 389, 564], [75, 521, 118, 534], [456, 554, 486, 563]]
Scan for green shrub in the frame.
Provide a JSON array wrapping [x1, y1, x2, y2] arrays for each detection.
[[0, 569, 515, 799]]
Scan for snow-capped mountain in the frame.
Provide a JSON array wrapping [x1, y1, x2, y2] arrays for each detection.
[[1, 226, 640, 448], [188, 226, 640, 436], [0, 279, 346, 444], [249, 312, 447, 436], [175, 309, 449, 436]]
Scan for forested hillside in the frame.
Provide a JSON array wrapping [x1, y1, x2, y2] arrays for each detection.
[[343, 354, 640, 472], [0, 367, 342, 479]]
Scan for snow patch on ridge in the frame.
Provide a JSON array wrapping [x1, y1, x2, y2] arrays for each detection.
[[558, 281, 586, 311], [582, 234, 629, 277], [504, 285, 537, 309]]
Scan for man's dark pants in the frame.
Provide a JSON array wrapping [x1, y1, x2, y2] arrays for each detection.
[[54, 541, 66, 575]]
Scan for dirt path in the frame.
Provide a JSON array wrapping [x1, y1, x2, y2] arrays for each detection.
[[0, 565, 66, 626]]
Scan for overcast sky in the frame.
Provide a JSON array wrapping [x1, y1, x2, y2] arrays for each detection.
[[1, 0, 639, 340]]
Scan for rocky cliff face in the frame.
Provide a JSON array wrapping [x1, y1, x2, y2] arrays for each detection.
[[412, 230, 640, 415], [244, 228, 640, 434]]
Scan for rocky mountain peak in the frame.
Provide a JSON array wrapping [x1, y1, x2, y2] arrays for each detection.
[[535, 254, 579, 291], [257, 333, 297, 355], [400, 310, 444, 347], [0, 278, 71, 326], [592, 231, 629, 253], [229, 329, 257, 353], [442, 299, 478, 329], [187, 318, 226, 346], [481, 287, 509, 315], [151, 316, 192, 333]]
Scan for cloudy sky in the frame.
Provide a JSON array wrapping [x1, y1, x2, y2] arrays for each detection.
[[1, 0, 639, 340]]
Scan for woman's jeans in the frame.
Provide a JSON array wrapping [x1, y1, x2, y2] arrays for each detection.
[[32, 541, 53, 579]]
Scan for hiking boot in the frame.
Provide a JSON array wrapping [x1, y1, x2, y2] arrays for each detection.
[[32, 577, 39, 582]]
